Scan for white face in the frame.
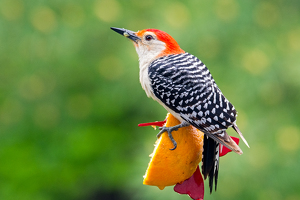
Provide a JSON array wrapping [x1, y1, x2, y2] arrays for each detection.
[[134, 31, 166, 63]]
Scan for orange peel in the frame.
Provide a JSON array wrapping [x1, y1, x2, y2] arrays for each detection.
[[143, 113, 204, 190]]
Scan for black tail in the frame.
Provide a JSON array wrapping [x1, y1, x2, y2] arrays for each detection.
[[201, 135, 219, 193]]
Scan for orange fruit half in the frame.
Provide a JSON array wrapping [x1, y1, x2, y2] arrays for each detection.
[[143, 113, 204, 190]]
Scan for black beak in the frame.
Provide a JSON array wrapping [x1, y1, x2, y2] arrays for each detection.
[[110, 27, 141, 43]]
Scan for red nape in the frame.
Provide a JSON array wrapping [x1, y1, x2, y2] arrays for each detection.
[[219, 137, 240, 157], [136, 29, 185, 57], [174, 166, 204, 200]]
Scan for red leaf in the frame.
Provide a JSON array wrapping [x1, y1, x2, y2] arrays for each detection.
[[174, 166, 204, 200], [138, 119, 166, 127], [219, 136, 240, 157]]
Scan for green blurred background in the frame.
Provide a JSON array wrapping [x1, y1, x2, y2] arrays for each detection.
[[1, 0, 300, 199]]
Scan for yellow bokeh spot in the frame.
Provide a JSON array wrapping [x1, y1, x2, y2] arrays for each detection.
[[276, 126, 300, 152], [214, 0, 239, 22], [67, 94, 92, 120], [242, 49, 270, 75], [0, 98, 24, 125], [248, 143, 270, 169], [99, 56, 123, 80], [254, 2, 279, 28], [163, 2, 190, 29], [94, 0, 121, 23], [0, 0, 23, 21], [30, 6, 57, 33], [19, 75, 46, 100], [61, 3, 85, 28], [287, 28, 300, 51], [33, 103, 60, 129]]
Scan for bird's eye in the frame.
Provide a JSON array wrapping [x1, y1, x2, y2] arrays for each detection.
[[145, 35, 154, 41]]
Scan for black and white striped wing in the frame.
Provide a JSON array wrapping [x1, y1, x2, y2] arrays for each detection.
[[148, 52, 237, 134]]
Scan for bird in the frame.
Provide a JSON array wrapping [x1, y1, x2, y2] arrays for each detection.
[[110, 27, 249, 192]]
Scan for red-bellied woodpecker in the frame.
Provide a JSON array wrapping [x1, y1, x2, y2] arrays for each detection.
[[111, 27, 249, 192]]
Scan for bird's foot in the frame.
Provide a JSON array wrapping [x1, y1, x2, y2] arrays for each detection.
[[156, 121, 190, 150]]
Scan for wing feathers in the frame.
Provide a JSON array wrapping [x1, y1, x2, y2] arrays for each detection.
[[207, 130, 243, 155], [149, 53, 247, 153], [233, 123, 250, 148]]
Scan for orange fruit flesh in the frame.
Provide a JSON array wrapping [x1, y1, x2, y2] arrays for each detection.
[[143, 113, 204, 190]]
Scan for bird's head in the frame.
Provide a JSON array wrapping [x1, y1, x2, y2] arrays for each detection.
[[111, 27, 185, 61]]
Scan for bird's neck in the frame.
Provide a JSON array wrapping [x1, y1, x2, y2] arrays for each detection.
[[135, 45, 161, 98], [138, 57, 155, 98]]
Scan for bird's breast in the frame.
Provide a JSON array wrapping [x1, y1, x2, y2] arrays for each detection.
[[139, 63, 153, 98]]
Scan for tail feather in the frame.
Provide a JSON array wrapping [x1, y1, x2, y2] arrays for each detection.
[[214, 161, 219, 191], [202, 135, 219, 193]]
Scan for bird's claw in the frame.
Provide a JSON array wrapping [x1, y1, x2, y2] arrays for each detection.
[[156, 122, 189, 150], [156, 126, 178, 150]]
